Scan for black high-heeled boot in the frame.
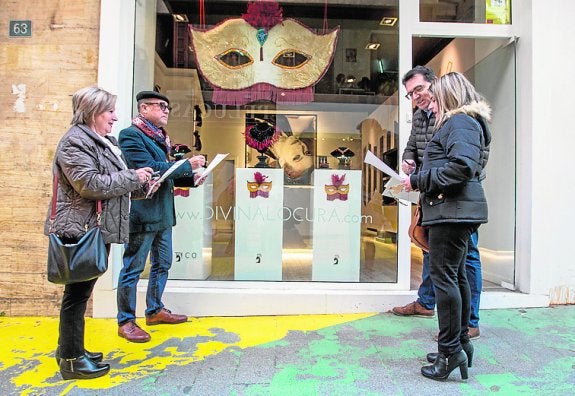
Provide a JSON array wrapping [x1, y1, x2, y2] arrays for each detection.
[[59, 355, 110, 380], [55, 347, 104, 364], [426, 342, 474, 367], [421, 350, 468, 381]]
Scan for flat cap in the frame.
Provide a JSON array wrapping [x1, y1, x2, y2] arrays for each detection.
[[136, 90, 170, 104]]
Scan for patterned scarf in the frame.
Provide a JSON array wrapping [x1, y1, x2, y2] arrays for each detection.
[[132, 114, 171, 152]]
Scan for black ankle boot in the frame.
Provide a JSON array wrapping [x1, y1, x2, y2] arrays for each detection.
[[55, 347, 104, 364], [59, 355, 110, 380], [426, 342, 474, 367], [421, 350, 468, 381]]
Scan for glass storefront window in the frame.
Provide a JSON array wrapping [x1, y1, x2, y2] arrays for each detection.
[[133, 1, 516, 290], [135, 1, 401, 283], [420, 0, 512, 24]]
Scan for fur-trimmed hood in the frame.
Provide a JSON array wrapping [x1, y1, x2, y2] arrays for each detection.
[[446, 100, 492, 122], [446, 100, 492, 148]]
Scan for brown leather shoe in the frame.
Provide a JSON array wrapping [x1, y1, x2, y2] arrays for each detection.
[[468, 326, 480, 340], [118, 321, 151, 343], [146, 308, 187, 326], [391, 301, 435, 318]]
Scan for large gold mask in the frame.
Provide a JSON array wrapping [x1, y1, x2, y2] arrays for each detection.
[[189, 4, 339, 105]]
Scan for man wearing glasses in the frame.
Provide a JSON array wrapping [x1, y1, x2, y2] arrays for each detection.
[[116, 91, 205, 343], [392, 66, 483, 341]]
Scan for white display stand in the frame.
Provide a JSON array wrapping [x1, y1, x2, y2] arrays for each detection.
[[169, 176, 213, 280], [312, 169, 362, 281], [234, 168, 284, 280]]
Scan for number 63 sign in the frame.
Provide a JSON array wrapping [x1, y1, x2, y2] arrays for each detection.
[[9, 20, 32, 37]]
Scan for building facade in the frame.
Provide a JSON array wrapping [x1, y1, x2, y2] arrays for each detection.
[[2, 0, 574, 317]]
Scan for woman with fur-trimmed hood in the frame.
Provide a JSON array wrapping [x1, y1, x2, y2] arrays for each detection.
[[402, 72, 492, 382]]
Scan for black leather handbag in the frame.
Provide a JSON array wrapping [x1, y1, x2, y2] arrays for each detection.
[[47, 173, 108, 284]]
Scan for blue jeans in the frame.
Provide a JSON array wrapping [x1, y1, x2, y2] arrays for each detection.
[[417, 230, 482, 328], [117, 228, 173, 325]]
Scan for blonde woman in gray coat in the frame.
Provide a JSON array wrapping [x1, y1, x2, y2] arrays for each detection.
[[45, 86, 155, 380]]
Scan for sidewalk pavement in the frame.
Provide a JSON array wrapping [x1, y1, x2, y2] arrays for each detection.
[[1, 306, 574, 395]]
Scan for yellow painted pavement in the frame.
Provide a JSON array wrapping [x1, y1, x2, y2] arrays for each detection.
[[0, 314, 375, 394]]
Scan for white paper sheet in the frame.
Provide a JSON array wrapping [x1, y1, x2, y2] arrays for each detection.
[[196, 153, 229, 183], [363, 150, 419, 204], [382, 178, 419, 204], [364, 150, 402, 181], [146, 159, 188, 198], [146, 153, 229, 198]]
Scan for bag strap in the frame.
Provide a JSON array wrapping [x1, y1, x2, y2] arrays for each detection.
[[49, 171, 102, 232]]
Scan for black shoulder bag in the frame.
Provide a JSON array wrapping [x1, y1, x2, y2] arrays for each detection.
[[47, 173, 108, 284]]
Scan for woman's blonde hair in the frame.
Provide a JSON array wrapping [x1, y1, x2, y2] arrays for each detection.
[[429, 72, 485, 128], [71, 86, 116, 126]]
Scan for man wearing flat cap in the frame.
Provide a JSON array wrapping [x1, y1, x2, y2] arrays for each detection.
[[116, 90, 205, 343]]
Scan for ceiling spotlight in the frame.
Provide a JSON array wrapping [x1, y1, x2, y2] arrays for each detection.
[[365, 43, 380, 50], [173, 14, 189, 22], [380, 17, 397, 27]]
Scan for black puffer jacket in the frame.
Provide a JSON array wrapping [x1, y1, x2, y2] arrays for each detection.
[[409, 101, 492, 226], [44, 124, 146, 244], [403, 107, 490, 174]]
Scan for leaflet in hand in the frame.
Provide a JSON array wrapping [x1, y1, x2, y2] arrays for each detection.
[[382, 178, 419, 204], [146, 159, 188, 198], [363, 150, 419, 204], [195, 153, 229, 183], [364, 150, 401, 181]]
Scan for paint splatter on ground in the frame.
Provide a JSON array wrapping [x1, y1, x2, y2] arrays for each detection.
[[1, 307, 574, 395]]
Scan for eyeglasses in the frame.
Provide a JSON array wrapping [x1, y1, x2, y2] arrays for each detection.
[[145, 102, 172, 112], [405, 85, 426, 100]]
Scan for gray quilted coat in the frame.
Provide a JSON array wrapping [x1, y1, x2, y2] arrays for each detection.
[[44, 124, 146, 244]]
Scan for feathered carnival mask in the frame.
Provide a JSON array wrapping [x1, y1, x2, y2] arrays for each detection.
[[189, 0, 339, 105], [247, 171, 272, 198], [325, 174, 349, 201]]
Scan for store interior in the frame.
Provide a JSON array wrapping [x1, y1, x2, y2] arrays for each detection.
[[139, 0, 514, 289]]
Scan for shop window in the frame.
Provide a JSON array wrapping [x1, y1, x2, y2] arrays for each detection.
[[136, 0, 405, 283], [419, 0, 512, 24]]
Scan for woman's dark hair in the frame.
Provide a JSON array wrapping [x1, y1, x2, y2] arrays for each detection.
[[401, 65, 435, 86]]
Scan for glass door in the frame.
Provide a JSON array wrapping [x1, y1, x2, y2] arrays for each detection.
[[412, 36, 517, 290], [469, 39, 516, 289]]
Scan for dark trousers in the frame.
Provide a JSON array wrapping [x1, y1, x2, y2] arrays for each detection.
[[428, 223, 477, 355], [58, 244, 109, 359]]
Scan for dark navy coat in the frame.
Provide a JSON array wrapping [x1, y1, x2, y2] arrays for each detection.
[[119, 125, 196, 233], [409, 101, 492, 226]]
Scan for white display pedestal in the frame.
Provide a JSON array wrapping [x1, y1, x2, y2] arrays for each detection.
[[169, 176, 213, 280], [234, 168, 284, 280], [312, 169, 362, 281]]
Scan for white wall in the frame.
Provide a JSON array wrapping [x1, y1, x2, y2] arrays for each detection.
[[133, 0, 157, 99], [426, 38, 475, 76], [94, 0, 137, 303], [525, 0, 575, 302]]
